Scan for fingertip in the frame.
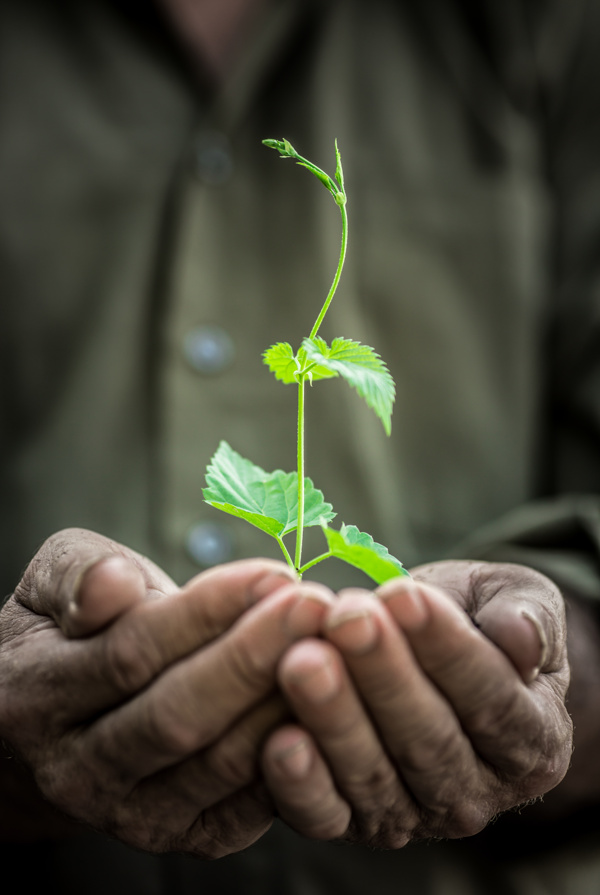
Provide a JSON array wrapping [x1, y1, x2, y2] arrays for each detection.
[[262, 726, 352, 841], [377, 578, 430, 631], [520, 610, 549, 683], [474, 601, 548, 684], [247, 561, 299, 603], [285, 583, 336, 639], [278, 639, 341, 704], [68, 556, 146, 637]]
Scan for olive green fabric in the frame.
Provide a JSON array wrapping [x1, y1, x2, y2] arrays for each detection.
[[2, 0, 600, 891], [1, 0, 600, 594]]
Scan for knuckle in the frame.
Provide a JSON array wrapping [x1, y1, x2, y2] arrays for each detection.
[[346, 762, 399, 796], [463, 686, 521, 751], [349, 804, 415, 849], [227, 636, 274, 696], [189, 794, 272, 859], [101, 621, 159, 695], [341, 765, 408, 832], [283, 793, 350, 841], [191, 822, 247, 860], [306, 809, 350, 841], [109, 804, 174, 854], [440, 800, 491, 839], [412, 786, 492, 841], [517, 710, 573, 798], [206, 738, 256, 790], [141, 689, 202, 757], [401, 725, 466, 777]]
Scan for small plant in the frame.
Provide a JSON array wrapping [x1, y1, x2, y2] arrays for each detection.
[[203, 139, 408, 585]]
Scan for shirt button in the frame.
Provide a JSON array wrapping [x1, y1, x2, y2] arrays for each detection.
[[183, 325, 235, 375], [194, 131, 233, 186], [186, 522, 235, 567]]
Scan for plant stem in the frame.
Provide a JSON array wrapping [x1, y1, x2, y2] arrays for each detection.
[[295, 374, 306, 571], [298, 552, 333, 575], [294, 146, 347, 574], [276, 535, 295, 571], [309, 202, 348, 340]]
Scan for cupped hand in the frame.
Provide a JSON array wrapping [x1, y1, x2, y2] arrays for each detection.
[[0, 528, 334, 856], [261, 560, 572, 847]]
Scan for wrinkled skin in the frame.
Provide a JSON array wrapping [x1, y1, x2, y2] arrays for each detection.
[[0, 528, 334, 856], [262, 561, 573, 847], [0, 535, 574, 855]]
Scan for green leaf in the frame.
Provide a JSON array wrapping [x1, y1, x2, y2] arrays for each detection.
[[263, 342, 300, 384], [203, 441, 336, 537], [301, 337, 396, 435], [322, 524, 408, 584], [263, 342, 337, 384]]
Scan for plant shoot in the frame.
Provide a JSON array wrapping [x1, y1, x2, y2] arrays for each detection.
[[203, 139, 408, 584]]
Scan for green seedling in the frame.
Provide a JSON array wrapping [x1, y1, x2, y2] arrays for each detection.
[[203, 138, 409, 585]]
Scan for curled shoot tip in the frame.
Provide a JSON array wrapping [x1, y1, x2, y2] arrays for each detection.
[[263, 137, 345, 205]]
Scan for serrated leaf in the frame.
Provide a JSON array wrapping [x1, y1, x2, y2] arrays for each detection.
[[263, 342, 300, 384], [263, 342, 339, 384], [322, 524, 408, 585], [203, 441, 336, 538], [301, 337, 395, 435]]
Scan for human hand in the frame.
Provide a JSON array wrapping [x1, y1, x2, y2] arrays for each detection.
[[261, 560, 572, 847], [0, 528, 333, 855]]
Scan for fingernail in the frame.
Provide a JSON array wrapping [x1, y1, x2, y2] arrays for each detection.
[[521, 610, 548, 683], [251, 567, 298, 602], [326, 610, 379, 655], [378, 580, 428, 630], [68, 556, 108, 613], [275, 739, 311, 779]]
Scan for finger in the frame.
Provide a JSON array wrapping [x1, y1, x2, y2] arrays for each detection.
[[471, 569, 565, 684], [116, 696, 288, 852], [322, 592, 490, 840], [13, 528, 178, 637], [81, 560, 310, 707], [174, 558, 300, 645], [268, 631, 427, 845], [273, 638, 413, 844], [67, 583, 334, 785], [182, 783, 275, 859], [262, 723, 351, 841], [408, 560, 567, 685], [66, 556, 148, 636], [476, 600, 547, 684], [3, 560, 306, 740], [377, 579, 571, 784]]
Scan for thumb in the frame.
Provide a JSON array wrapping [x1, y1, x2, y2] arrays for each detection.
[[406, 559, 567, 686], [14, 528, 177, 638], [472, 564, 565, 684]]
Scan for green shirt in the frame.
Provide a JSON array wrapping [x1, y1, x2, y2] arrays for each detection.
[[2, 0, 600, 891]]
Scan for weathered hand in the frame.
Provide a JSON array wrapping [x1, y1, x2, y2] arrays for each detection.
[[261, 560, 572, 847], [0, 528, 333, 855]]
